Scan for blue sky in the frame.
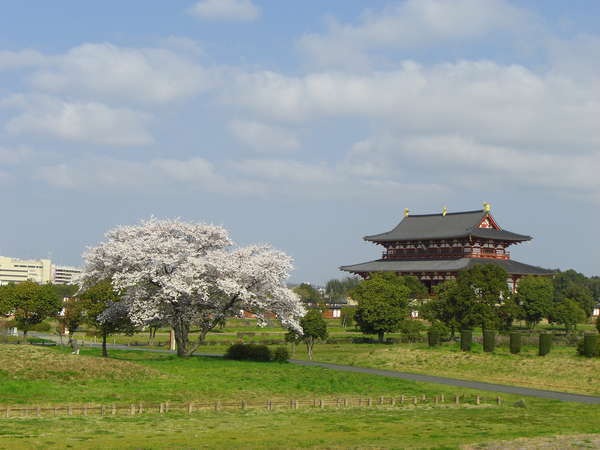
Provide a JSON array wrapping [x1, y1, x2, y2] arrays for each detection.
[[1, 0, 599, 283]]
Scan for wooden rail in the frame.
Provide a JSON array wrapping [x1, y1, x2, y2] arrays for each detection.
[[0, 394, 504, 419]]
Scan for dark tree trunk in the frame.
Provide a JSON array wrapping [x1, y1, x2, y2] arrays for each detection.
[[173, 319, 191, 357], [378, 331, 384, 343], [102, 333, 108, 357]]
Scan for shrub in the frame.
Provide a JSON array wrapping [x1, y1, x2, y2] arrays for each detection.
[[31, 321, 52, 332], [577, 334, 599, 357], [225, 343, 272, 362], [483, 330, 496, 353], [460, 330, 472, 352], [539, 333, 552, 356], [272, 346, 290, 363], [509, 332, 522, 354], [225, 343, 250, 360], [398, 320, 426, 343], [427, 329, 440, 347]]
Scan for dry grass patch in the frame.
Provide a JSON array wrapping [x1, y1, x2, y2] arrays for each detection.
[[0, 345, 161, 382], [314, 344, 600, 395]]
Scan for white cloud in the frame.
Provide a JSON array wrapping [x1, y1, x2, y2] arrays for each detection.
[[29, 43, 211, 104], [299, 0, 530, 68], [3, 94, 153, 147], [0, 146, 34, 165], [36, 157, 265, 195], [229, 119, 300, 152], [347, 134, 600, 197], [188, 0, 260, 22], [228, 60, 600, 152], [0, 49, 47, 70]]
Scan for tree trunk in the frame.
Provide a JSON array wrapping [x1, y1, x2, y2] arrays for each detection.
[[378, 331, 384, 343], [306, 337, 314, 360], [173, 319, 191, 357], [102, 333, 108, 357]]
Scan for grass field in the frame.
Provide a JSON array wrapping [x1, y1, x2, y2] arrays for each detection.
[[291, 341, 600, 396], [0, 345, 467, 406], [0, 344, 599, 448], [0, 398, 599, 448]]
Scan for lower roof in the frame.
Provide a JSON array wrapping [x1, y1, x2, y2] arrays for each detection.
[[340, 257, 555, 276]]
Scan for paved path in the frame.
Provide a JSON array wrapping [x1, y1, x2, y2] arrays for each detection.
[[25, 333, 600, 405]]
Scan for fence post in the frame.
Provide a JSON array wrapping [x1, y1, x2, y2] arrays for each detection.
[[476, 395, 480, 405], [319, 399, 324, 409], [241, 400, 246, 410], [101, 405, 105, 416], [343, 398, 348, 408], [413, 397, 417, 405], [294, 400, 299, 410], [130, 404, 135, 415], [68, 406, 72, 416], [400, 395, 405, 404], [496, 396, 501, 406], [391, 397, 396, 406], [440, 394, 445, 403], [112, 404, 116, 415], [379, 396, 384, 405], [188, 403, 193, 414], [455, 395, 460, 405], [215, 401, 221, 412], [159, 403, 164, 414], [139, 402, 143, 414], [367, 398, 372, 407], [4, 407, 8, 418], [36, 406, 41, 417], [83, 405, 88, 416], [165, 401, 170, 413]]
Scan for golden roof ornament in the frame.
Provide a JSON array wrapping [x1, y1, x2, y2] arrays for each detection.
[[404, 208, 410, 217], [483, 202, 491, 212], [442, 206, 447, 216]]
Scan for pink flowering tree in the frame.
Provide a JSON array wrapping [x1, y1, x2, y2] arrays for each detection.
[[79, 218, 305, 357]]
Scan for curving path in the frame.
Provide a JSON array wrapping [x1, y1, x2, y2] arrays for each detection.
[[25, 332, 600, 404]]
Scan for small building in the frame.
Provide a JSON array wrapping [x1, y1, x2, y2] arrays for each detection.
[[340, 205, 554, 292]]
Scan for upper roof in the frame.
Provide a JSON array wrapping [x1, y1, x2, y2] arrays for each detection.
[[364, 209, 531, 243]]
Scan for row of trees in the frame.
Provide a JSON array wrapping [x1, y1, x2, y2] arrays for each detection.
[[0, 279, 135, 357], [341, 267, 598, 342], [423, 267, 597, 334]]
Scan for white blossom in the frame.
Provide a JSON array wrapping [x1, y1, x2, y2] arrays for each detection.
[[80, 217, 305, 355]]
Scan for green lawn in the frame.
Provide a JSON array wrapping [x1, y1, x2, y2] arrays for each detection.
[[0, 400, 599, 449], [0, 345, 472, 406], [0, 344, 599, 448]]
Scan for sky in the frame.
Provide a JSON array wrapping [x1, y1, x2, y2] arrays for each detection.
[[1, 0, 599, 283]]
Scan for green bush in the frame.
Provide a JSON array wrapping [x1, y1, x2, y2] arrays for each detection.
[[483, 330, 496, 353], [429, 321, 450, 341], [398, 320, 426, 343], [509, 332, 522, 354], [460, 330, 472, 352], [539, 333, 552, 356], [427, 329, 440, 347], [272, 346, 290, 363], [225, 343, 272, 362], [31, 321, 52, 332], [577, 334, 599, 357]]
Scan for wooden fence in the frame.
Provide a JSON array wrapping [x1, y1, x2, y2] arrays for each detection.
[[0, 394, 505, 419]]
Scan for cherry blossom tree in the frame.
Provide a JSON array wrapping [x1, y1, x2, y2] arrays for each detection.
[[79, 218, 305, 357]]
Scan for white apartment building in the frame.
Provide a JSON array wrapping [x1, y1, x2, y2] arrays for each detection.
[[0, 256, 81, 286]]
